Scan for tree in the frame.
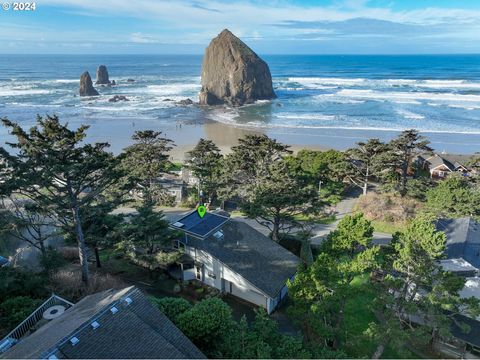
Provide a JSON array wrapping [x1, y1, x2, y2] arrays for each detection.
[[150, 296, 192, 324], [67, 201, 123, 268], [185, 138, 223, 205], [285, 149, 346, 203], [221, 135, 318, 241], [288, 213, 379, 350], [425, 174, 480, 218], [371, 218, 480, 357], [344, 139, 387, 195], [177, 297, 236, 357], [0, 115, 122, 285], [121, 130, 174, 205], [382, 130, 432, 197], [119, 203, 174, 255], [0, 198, 56, 257]]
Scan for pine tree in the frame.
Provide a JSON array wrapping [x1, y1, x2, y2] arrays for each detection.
[[0, 115, 122, 285]]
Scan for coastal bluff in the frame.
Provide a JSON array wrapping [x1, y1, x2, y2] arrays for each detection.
[[79, 71, 99, 96], [199, 29, 276, 106]]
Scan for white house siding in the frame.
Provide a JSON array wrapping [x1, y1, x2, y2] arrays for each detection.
[[183, 246, 274, 312]]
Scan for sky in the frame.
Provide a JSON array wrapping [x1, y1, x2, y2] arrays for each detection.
[[1, 0, 480, 54]]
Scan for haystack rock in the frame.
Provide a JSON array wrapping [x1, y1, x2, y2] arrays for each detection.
[[95, 65, 110, 85], [199, 29, 276, 106], [79, 71, 99, 96]]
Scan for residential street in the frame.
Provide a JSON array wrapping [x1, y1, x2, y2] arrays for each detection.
[[113, 189, 393, 248]]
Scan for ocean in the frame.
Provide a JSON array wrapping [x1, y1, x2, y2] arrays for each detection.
[[1, 54, 480, 154]]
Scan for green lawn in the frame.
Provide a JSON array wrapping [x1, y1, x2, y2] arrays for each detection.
[[371, 220, 407, 234]]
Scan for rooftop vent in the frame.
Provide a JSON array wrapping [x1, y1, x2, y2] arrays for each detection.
[[213, 230, 224, 240], [173, 222, 184, 228], [110, 306, 118, 314], [69, 337, 79, 346], [124, 297, 133, 305], [91, 321, 100, 330]]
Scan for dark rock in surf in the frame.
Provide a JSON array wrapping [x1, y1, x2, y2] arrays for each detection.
[[199, 29, 276, 106], [79, 71, 99, 96], [108, 95, 129, 102], [176, 98, 194, 106], [127, 78, 135, 83], [111, 80, 116, 86], [95, 65, 111, 85]]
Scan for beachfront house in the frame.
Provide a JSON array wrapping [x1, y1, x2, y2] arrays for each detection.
[[419, 154, 471, 179], [0, 286, 204, 359], [169, 210, 300, 314]]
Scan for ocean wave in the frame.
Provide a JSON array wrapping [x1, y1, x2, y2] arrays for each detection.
[[54, 79, 78, 84], [275, 114, 336, 121], [282, 77, 480, 90], [0, 89, 51, 96], [336, 89, 480, 103], [396, 109, 425, 120], [209, 113, 480, 134], [144, 83, 200, 95]]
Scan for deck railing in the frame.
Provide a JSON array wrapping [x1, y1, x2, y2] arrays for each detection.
[[0, 294, 73, 347]]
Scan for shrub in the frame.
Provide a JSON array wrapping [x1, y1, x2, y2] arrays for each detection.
[[0, 296, 42, 331], [49, 270, 126, 301], [40, 247, 66, 273], [58, 246, 79, 262], [177, 298, 235, 354], [0, 268, 49, 303], [149, 297, 192, 324]]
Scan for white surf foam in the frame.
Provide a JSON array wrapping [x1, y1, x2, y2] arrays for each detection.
[[336, 89, 480, 103], [0, 89, 51, 96], [276, 114, 336, 121], [396, 109, 425, 120]]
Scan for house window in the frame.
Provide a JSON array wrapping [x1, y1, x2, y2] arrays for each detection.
[[438, 171, 445, 177], [195, 266, 202, 280]]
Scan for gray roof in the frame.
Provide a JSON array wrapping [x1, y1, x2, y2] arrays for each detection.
[[435, 217, 480, 269], [2, 286, 204, 359], [450, 313, 480, 348], [184, 219, 300, 298], [427, 154, 456, 171]]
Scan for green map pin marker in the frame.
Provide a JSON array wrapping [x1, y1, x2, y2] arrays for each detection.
[[197, 205, 207, 218]]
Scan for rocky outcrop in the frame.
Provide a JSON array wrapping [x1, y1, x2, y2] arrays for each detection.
[[79, 71, 99, 96], [176, 98, 194, 106], [108, 95, 129, 102], [95, 65, 110, 85], [199, 29, 276, 106]]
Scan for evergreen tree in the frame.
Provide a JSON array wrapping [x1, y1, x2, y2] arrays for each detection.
[[371, 218, 480, 357], [382, 130, 432, 197], [0, 116, 122, 285], [221, 135, 318, 241], [288, 213, 379, 350], [426, 173, 480, 218], [344, 138, 387, 195], [121, 130, 174, 205], [185, 138, 223, 204]]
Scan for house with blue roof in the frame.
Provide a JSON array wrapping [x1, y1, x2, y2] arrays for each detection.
[[169, 209, 300, 314]]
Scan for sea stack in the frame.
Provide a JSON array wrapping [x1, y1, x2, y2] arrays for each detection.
[[79, 71, 99, 96], [199, 29, 276, 106], [95, 65, 110, 85]]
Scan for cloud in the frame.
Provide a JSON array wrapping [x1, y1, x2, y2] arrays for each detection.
[[3, 0, 480, 53], [130, 32, 159, 44]]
